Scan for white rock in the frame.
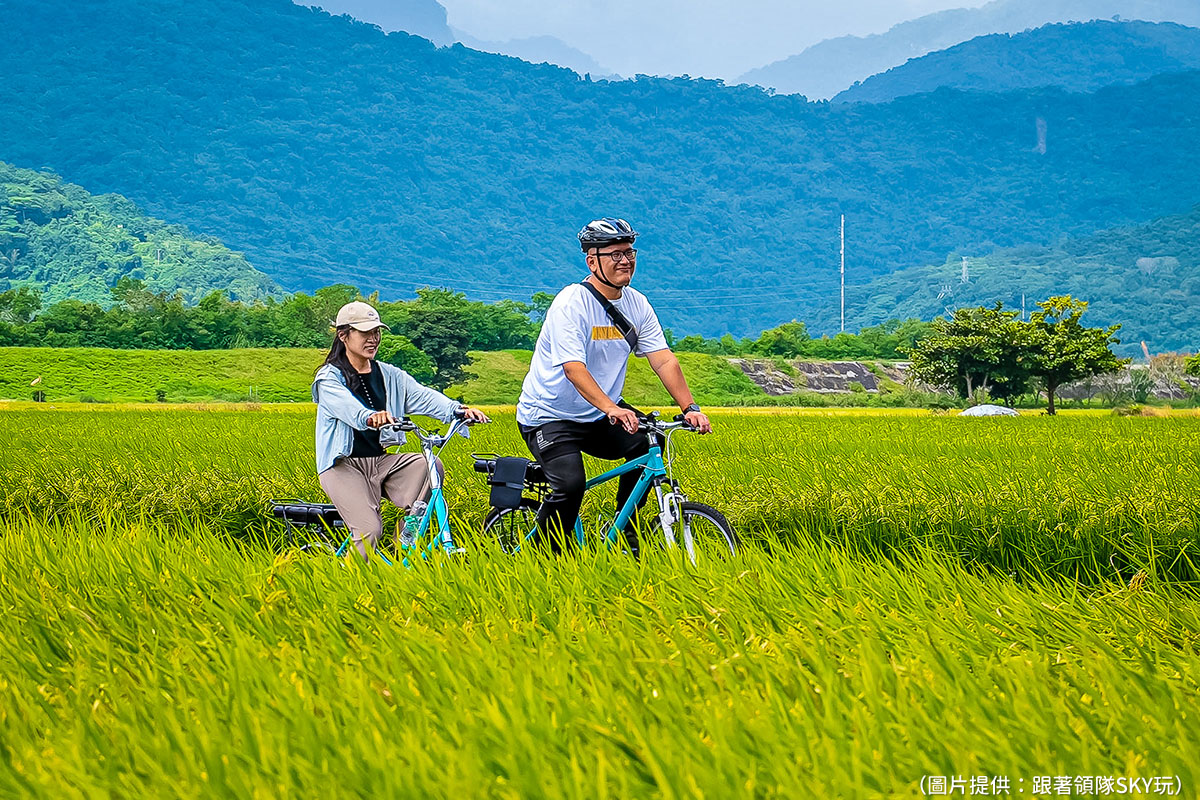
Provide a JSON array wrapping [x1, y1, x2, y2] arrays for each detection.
[[959, 404, 1019, 417]]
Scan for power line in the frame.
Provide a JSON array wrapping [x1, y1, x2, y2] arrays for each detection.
[[364, 268, 839, 299], [381, 283, 818, 310], [369, 275, 836, 303], [426, 289, 820, 310], [651, 298, 821, 311]]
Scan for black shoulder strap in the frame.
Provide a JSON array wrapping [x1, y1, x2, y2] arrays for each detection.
[[579, 281, 639, 352]]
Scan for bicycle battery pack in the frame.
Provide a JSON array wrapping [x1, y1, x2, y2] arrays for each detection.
[[489, 456, 531, 509]]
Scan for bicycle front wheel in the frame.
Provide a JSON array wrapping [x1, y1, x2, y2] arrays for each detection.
[[482, 498, 540, 554], [650, 501, 738, 562]]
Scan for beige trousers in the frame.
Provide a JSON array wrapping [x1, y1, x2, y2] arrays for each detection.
[[319, 452, 435, 557]]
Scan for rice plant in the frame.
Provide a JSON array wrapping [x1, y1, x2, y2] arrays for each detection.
[[1, 406, 1198, 796], [1, 514, 1197, 798], [2, 407, 1197, 582]]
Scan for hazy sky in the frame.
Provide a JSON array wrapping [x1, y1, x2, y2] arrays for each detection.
[[439, 0, 994, 79]]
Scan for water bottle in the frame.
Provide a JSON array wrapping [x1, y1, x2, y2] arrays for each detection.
[[400, 500, 427, 548]]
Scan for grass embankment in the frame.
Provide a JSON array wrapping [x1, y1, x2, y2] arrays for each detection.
[[0, 346, 324, 402], [447, 349, 765, 406], [0, 347, 766, 405]]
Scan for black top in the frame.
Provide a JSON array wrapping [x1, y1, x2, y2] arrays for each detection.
[[347, 360, 387, 458]]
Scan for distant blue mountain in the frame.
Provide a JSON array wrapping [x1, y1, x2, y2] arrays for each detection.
[[303, 0, 452, 44], [834, 20, 1200, 104], [300, 0, 615, 78], [740, 0, 1200, 99], [451, 30, 618, 79]]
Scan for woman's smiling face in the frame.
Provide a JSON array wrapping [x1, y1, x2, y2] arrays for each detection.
[[342, 326, 382, 363]]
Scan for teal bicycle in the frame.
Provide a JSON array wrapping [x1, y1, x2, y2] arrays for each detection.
[[272, 415, 476, 566], [475, 412, 738, 561]]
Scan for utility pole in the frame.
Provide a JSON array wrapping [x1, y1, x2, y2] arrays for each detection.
[[840, 214, 845, 333], [1021, 293, 1026, 322]]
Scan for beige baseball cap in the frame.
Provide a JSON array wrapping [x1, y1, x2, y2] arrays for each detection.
[[334, 301, 390, 332]]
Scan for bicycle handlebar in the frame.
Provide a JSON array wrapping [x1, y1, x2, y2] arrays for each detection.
[[379, 416, 482, 447], [380, 413, 684, 442], [635, 412, 697, 433]]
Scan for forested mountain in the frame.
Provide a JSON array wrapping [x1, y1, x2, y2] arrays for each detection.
[[834, 21, 1200, 104], [3, 0, 1200, 338], [740, 0, 1200, 99], [0, 162, 278, 305], [303, 0, 452, 44], [820, 207, 1200, 353]]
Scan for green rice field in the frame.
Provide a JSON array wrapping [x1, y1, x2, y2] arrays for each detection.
[[2, 405, 1198, 797]]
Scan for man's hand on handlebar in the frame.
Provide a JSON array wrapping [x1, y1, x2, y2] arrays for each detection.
[[683, 409, 712, 434], [456, 406, 491, 425], [367, 410, 398, 428], [607, 405, 640, 434]]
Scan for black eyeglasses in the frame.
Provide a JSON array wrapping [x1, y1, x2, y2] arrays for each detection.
[[595, 248, 637, 264]]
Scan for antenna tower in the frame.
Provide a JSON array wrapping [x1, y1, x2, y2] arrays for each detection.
[[840, 215, 845, 333]]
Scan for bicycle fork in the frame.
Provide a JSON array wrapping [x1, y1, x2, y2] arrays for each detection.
[[419, 440, 459, 554], [653, 479, 691, 554]]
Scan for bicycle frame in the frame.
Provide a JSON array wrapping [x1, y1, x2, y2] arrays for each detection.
[[582, 447, 666, 546], [509, 427, 682, 552], [332, 417, 468, 566]]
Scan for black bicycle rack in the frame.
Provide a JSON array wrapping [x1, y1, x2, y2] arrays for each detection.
[[270, 499, 346, 531]]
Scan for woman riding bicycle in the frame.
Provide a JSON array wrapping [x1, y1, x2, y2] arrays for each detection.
[[313, 301, 488, 559]]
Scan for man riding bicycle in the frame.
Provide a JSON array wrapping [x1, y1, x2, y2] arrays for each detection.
[[516, 217, 712, 552]]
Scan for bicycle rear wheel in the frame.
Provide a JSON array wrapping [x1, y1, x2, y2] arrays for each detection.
[[649, 501, 738, 562], [482, 498, 540, 554]]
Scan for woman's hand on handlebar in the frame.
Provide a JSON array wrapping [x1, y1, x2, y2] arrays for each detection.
[[457, 406, 491, 424], [367, 410, 398, 428]]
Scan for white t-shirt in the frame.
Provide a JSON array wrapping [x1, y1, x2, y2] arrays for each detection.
[[516, 283, 670, 426]]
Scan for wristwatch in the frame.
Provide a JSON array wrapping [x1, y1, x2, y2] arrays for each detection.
[[683, 403, 701, 414]]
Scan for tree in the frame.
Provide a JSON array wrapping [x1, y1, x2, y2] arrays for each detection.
[[111, 276, 154, 310], [528, 292, 554, 324], [376, 334, 437, 386], [1186, 353, 1200, 378], [1145, 353, 1195, 401], [0, 287, 42, 324], [752, 320, 809, 358], [312, 284, 362, 327], [400, 288, 538, 351], [1027, 296, 1127, 415], [905, 304, 1035, 402], [403, 307, 472, 391]]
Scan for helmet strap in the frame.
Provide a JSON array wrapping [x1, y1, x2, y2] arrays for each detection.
[[589, 248, 624, 291]]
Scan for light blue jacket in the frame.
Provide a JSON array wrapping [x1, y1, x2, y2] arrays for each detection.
[[312, 362, 461, 474]]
